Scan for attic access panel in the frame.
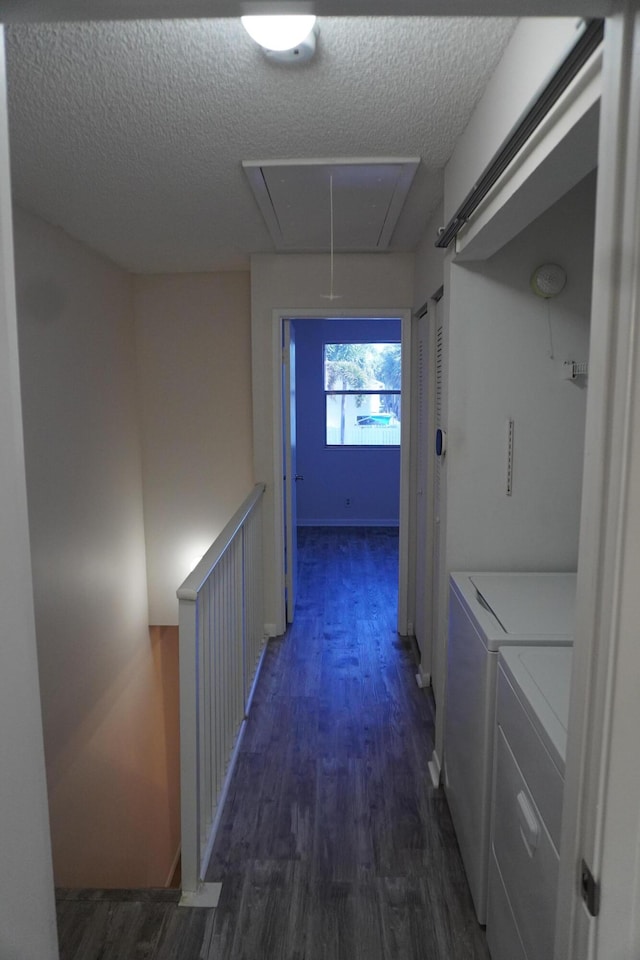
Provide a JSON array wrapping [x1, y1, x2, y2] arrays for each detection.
[[243, 158, 419, 252]]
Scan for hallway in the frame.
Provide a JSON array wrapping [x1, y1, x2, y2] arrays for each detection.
[[205, 526, 488, 959], [54, 527, 488, 960]]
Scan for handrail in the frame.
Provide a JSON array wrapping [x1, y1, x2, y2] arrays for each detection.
[[177, 481, 267, 905], [177, 483, 266, 601]]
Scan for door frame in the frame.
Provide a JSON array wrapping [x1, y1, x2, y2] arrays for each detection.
[[270, 308, 412, 637], [282, 319, 298, 623], [411, 291, 443, 685], [410, 306, 431, 671], [555, 8, 640, 958], [428, 291, 448, 783]]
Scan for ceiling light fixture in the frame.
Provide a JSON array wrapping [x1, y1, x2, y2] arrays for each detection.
[[241, 15, 318, 62]]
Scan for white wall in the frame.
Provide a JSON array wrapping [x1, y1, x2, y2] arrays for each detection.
[[14, 206, 179, 888], [251, 252, 414, 634], [408, 202, 447, 645], [454, 55, 600, 263], [445, 18, 586, 225], [444, 172, 596, 574], [0, 32, 58, 957], [133, 272, 253, 625], [413, 201, 446, 309]]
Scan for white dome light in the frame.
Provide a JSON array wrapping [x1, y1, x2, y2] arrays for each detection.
[[241, 15, 317, 52], [530, 263, 567, 299]]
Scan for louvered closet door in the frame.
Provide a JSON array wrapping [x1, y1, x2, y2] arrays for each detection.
[[414, 312, 430, 658], [431, 301, 445, 707]]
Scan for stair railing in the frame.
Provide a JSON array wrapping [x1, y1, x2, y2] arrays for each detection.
[[177, 482, 266, 905]]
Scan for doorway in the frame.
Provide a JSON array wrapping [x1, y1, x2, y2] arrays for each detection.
[[284, 317, 403, 623], [277, 310, 413, 635]]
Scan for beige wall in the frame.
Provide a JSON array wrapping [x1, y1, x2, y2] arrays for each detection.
[[0, 33, 58, 953], [133, 272, 253, 626], [14, 206, 179, 887]]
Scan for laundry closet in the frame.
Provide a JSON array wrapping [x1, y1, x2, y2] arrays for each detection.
[[444, 171, 595, 575], [442, 166, 595, 952], [412, 17, 602, 960]]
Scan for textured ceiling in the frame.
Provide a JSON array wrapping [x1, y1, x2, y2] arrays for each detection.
[[6, 17, 517, 273]]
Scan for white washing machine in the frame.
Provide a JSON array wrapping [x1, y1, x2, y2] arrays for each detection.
[[444, 572, 576, 924], [487, 645, 572, 960]]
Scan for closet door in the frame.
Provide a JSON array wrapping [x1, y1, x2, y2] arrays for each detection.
[[414, 310, 430, 663], [431, 296, 447, 709], [414, 296, 446, 689]]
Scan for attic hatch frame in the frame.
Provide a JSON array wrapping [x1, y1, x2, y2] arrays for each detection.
[[435, 17, 604, 250], [243, 158, 420, 253]]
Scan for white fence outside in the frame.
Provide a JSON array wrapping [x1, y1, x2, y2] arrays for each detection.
[[326, 423, 401, 446], [177, 483, 266, 903]]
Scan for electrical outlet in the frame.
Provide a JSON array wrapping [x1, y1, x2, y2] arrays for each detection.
[[345, 497, 351, 507]]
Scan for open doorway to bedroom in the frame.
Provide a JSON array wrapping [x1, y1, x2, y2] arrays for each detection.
[[284, 316, 403, 622]]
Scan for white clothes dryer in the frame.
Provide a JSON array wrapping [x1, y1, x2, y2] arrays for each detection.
[[487, 645, 572, 960], [443, 572, 576, 925]]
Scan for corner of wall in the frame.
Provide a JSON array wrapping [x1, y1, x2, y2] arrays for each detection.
[[444, 17, 586, 225], [413, 202, 446, 310]]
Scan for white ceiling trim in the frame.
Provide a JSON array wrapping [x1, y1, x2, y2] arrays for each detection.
[[0, 0, 615, 23]]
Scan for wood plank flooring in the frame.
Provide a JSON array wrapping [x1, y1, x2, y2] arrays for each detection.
[[54, 528, 488, 960], [55, 888, 215, 959], [205, 527, 489, 960]]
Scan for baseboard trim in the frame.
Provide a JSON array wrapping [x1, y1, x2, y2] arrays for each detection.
[[297, 519, 400, 528], [165, 843, 181, 889], [428, 749, 442, 789], [179, 882, 221, 909], [56, 888, 180, 903]]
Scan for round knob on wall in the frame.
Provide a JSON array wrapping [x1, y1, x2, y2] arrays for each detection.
[[530, 263, 567, 299]]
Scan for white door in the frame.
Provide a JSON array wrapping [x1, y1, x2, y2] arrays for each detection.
[[283, 320, 298, 623]]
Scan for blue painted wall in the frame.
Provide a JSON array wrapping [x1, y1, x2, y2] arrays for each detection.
[[293, 317, 401, 526]]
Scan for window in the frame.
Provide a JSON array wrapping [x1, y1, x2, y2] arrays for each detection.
[[324, 342, 401, 446]]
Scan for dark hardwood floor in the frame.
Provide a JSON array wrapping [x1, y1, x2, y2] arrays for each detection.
[[205, 526, 488, 960], [55, 888, 215, 959], [55, 527, 488, 960]]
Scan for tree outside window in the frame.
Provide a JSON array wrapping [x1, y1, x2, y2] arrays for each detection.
[[324, 342, 401, 446]]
